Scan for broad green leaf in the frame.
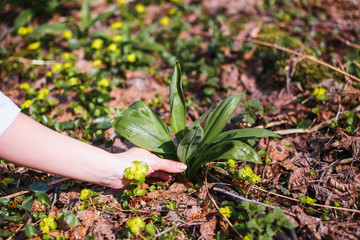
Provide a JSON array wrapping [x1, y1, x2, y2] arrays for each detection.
[[81, 0, 92, 33], [90, 30, 113, 41], [91, 10, 114, 26], [30, 182, 48, 196], [110, 109, 176, 155], [64, 211, 79, 227], [94, 116, 111, 129], [177, 124, 203, 163], [202, 92, 244, 146], [67, 39, 82, 49], [188, 140, 260, 178], [138, 42, 166, 52], [14, 9, 34, 28], [211, 128, 280, 144], [37, 193, 51, 206], [127, 101, 169, 133], [31, 23, 70, 36], [25, 224, 36, 238], [136, 23, 157, 41], [169, 61, 186, 142], [19, 196, 34, 212], [189, 109, 212, 129]]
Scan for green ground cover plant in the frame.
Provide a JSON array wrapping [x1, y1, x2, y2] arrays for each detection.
[[111, 61, 279, 180]]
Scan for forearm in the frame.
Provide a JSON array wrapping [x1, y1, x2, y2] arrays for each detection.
[[0, 113, 117, 185]]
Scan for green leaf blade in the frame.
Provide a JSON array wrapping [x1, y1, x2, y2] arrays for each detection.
[[202, 92, 244, 145], [177, 125, 204, 163], [110, 109, 176, 155], [169, 61, 186, 143]]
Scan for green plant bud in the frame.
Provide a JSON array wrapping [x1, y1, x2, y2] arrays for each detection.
[[126, 217, 145, 235], [80, 188, 94, 200], [145, 223, 156, 235], [258, 149, 267, 158], [124, 161, 149, 185], [226, 159, 236, 168]]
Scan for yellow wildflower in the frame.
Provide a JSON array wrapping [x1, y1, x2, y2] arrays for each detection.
[[46, 71, 53, 78], [91, 38, 103, 49], [135, 4, 145, 13], [17, 27, 33, 35], [19, 83, 31, 91], [110, 21, 123, 29], [37, 88, 50, 100], [219, 206, 232, 218], [63, 62, 72, 69], [169, 8, 177, 15], [68, 77, 79, 86], [97, 78, 110, 88], [127, 53, 136, 63], [160, 16, 170, 26], [313, 87, 328, 101], [62, 52, 71, 61], [113, 34, 122, 42], [27, 41, 41, 50], [62, 30, 73, 39], [21, 99, 34, 109], [52, 63, 63, 73], [93, 59, 103, 67], [107, 43, 120, 53], [117, 0, 126, 5]]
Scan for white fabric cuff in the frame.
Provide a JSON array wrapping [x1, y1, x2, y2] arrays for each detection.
[[0, 91, 21, 137]]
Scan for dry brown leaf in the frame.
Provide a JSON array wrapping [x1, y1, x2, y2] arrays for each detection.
[[199, 216, 217, 240]]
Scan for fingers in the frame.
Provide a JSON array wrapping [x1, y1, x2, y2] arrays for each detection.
[[152, 158, 187, 173], [149, 171, 171, 180]]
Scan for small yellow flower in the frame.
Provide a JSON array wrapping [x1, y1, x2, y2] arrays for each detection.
[[160, 16, 170, 26], [37, 88, 50, 100], [110, 21, 123, 29], [171, 0, 180, 2], [91, 38, 104, 49], [117, 0, 126, 5], [21, 99, 34, 109], [93, 59, 103, 67], [135, 4, 145, 13], [107, 43, 120, 53], [97, 78, 110, 88], [17, 27, 33, 35], [63, 62, 72, 69], [168, 8, 177, 15], [63, 30, 73, 39], [219, 206, 232, 218], [62, 52, 71, 61], [27, 41, 41, 50], [19, 83, 31, 91], [68, 77, 79, 86], [127, 53, 136, 63], [46, 71, 53, 78], [1, 178, 12, 186], [113, 34, 122, 42], [313, 87, 328, 100], [52, 63, 63, 73]]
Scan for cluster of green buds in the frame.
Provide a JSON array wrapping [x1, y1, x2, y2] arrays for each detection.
[[236, 165, 262, 183], [312, 87, 328, 101], [124, 161, 149, 185]]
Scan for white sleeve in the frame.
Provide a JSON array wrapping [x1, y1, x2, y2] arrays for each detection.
[[0, 91, 21, 137]]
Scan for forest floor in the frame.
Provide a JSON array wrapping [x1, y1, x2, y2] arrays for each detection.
[[1, 0, 360, 239]]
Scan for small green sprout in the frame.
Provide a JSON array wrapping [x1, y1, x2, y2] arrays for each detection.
[[219, 206, 232, 218], [284, 142, 292, 148], [126, 217, 146, 235], [312, 87, 328, 101], [299, 195, 317, 205], [257, 149, 267, 158], [236, 165, 262, 183], [39, 216, 58, 234], [226, 159, 237, 169], [80, 188, 96, 201], [145, 223, 156, 235], [165, 200, 177, 211], [124, 161, 149, 185]]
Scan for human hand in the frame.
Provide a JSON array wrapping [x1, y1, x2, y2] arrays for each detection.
[[102, 148, 187, 189]]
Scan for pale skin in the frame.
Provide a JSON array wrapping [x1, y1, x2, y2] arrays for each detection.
[[0, 113, 187, 189]]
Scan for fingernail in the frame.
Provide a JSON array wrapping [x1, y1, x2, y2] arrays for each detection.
[[177, 163, 187, 171]]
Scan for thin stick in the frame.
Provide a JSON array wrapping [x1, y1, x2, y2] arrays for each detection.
[[273, 105, 360, 135], [250, 39, 360, 83], [254, 186, 360, 214], [204, 168, 244, 239], [3, 178, 69, 199]]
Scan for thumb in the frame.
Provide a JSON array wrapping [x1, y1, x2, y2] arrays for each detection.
[[152, 159, 187, 173]]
